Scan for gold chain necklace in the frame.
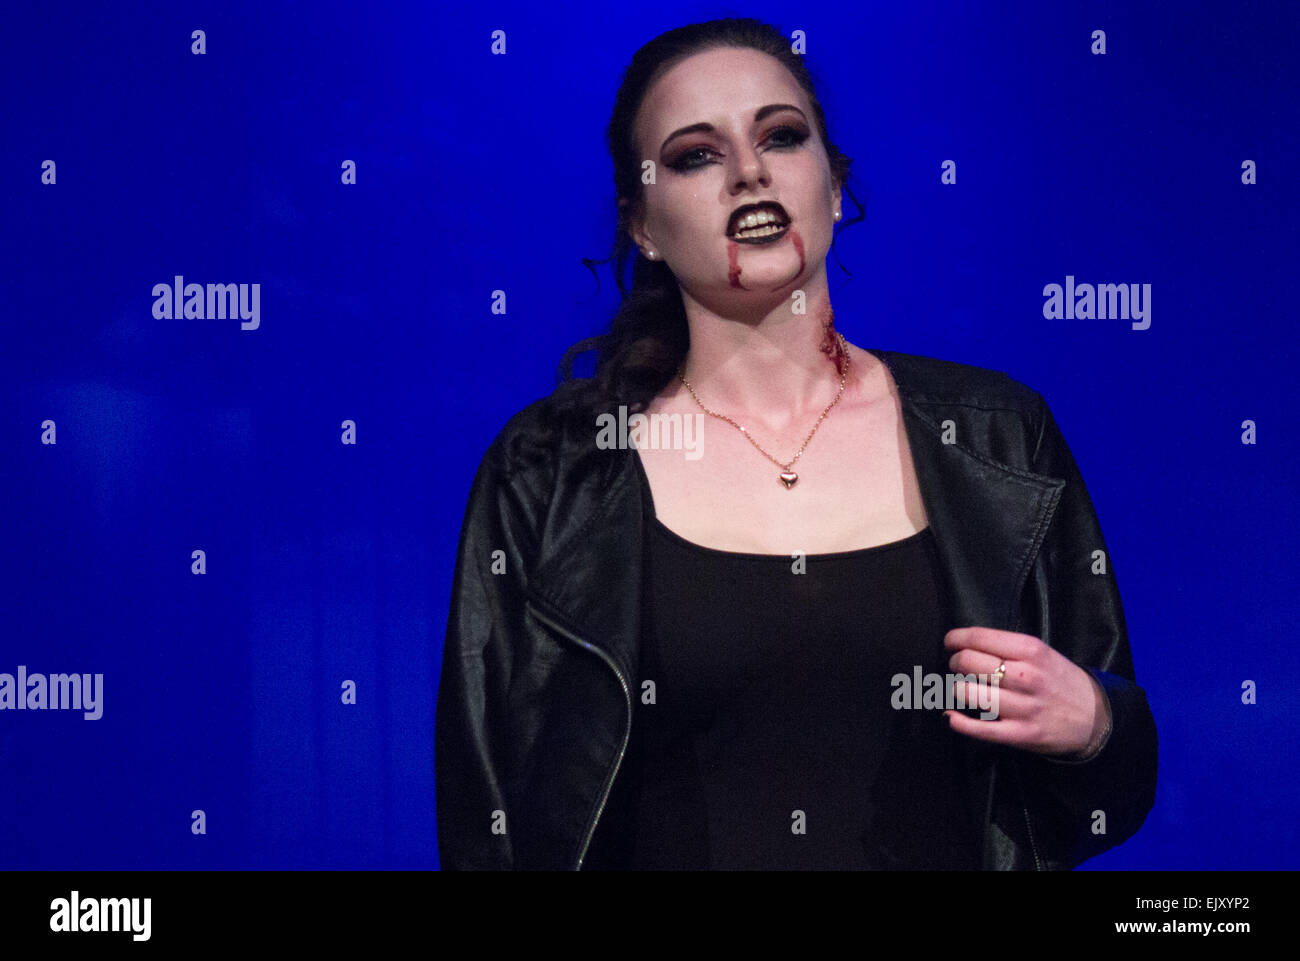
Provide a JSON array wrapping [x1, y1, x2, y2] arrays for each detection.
[[676, 329, 850, 489]]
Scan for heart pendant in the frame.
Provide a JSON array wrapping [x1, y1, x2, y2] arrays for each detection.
[[779, 470, 798, 489]]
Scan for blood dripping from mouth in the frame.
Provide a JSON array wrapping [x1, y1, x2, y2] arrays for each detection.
[[787, 227, 806, 278], [727, 240, 745, 289], [727, 227, 806, 291]]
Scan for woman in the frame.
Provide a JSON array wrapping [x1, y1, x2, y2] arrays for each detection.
[[435, 17, 1157, 870]]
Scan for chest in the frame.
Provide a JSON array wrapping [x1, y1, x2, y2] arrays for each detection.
[[635, 394, 929, 555]]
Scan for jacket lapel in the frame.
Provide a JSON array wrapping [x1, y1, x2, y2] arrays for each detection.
[[880, 356, 1066, 636], [872, 348, 1066, 867], [527, 441, 645, 687]]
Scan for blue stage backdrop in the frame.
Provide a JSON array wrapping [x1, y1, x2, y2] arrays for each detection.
[[2, 0, 1296, 870]]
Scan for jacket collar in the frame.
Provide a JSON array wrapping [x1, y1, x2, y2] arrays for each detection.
[[527, 348, 1066, 684]]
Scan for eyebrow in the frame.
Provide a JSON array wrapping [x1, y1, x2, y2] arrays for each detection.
[[659, 103, 808, 154]]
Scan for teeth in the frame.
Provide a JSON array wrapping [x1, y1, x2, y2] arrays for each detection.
[[731, 207, 786, 236], [733, 222, 786, 239]]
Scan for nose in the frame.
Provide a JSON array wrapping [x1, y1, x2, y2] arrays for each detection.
[[729, 141, 771, 193]]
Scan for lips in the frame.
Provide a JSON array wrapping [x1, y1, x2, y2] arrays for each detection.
[[727, 201, 790, 241]]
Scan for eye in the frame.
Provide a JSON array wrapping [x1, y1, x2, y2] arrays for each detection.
[[666, 125, 811, 173], [666, 146, 717, 172], [766, 124, 810, 149]]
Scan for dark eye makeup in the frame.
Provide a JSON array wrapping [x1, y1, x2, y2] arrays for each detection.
[[665, 124, 810, 172]]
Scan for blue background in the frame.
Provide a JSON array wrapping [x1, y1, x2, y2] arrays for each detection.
[[2, 0, 1296, 869]]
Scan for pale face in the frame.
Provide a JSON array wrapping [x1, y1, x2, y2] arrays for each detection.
[[627, 46, 841, 302]]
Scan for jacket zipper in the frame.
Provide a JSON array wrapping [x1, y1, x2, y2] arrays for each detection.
[[1022, 804, 1044, 870], [1013, 760, 1045, 870], [525, 599, 632, 871]]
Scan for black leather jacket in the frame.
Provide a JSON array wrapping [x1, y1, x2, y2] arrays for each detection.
[[435, 347, 1158, 870]]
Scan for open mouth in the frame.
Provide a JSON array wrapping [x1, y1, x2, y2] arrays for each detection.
[[727, 201, 790, 244]]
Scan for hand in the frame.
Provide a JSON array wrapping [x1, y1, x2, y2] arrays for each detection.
[[942, 627, 1108, 759]]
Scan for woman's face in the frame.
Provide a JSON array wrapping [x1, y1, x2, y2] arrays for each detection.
[[628, 46, 841, 304]]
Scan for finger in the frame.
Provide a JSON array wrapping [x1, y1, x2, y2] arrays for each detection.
[[949, 664, 1031, 698], [944, 710, 1034, 748], [947, 648, 1005, 677], [951, 680, 1034, 718], [944, 627, 1040, 661]]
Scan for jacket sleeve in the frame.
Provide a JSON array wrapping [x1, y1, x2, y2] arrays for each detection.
[[435, 425, 543, 870], [1011, 391, 1159, 869]]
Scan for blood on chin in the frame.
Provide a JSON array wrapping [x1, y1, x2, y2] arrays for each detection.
[[726, 226, 807, 291]]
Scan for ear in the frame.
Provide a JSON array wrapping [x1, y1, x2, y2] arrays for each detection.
[[620, 196, 653, 252]]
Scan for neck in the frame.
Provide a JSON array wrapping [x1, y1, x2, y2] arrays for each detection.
[[675, 289, 851, 431]]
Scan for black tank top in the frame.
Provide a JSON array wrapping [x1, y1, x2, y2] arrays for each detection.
[[584, 455, 982, 870]]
